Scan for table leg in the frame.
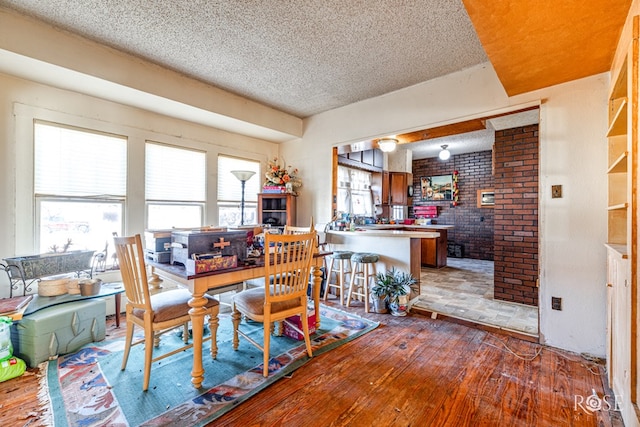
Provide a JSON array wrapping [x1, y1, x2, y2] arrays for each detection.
[[148, 270, 163, 291], [114, 293, 121, 328], [312, 264, 322, 329], [188, 291, 208, 389]]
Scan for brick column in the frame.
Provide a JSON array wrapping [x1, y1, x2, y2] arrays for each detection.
[[493, 125, 539, 306]]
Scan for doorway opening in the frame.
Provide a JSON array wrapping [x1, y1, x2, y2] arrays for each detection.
[[332, 106, 541, 338]]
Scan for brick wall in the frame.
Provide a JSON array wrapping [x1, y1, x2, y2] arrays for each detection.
[[493, 125, 539, 306], [412, 151, 495, 260], [411, 124, 539, 306]]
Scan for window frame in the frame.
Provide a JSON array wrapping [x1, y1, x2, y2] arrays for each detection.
[[145, 141, 207, 229], [32, 120, 128, 259]]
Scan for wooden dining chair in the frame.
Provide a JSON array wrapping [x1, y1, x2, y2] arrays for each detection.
[[231, 231, 317, 377], [114, 234, 220, 391], [283, 218, 314, 235]]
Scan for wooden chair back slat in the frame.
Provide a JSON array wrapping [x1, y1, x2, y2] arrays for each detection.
[[265, 231, 316, 303], [113, 235, 151, 311]]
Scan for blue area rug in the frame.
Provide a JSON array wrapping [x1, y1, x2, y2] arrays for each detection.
[[42, 304, 378, 426]]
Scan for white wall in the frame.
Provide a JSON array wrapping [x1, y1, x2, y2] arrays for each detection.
[[281, 64, 609, 356]]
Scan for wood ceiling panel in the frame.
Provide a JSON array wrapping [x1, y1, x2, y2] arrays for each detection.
[[463, 0, 631, 95]]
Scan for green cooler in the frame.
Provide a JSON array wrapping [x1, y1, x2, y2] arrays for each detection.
[[11, 299, 106, 367]]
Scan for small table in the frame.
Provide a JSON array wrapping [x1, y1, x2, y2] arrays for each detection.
[[150, 250, 330, 389], [21, 282, 124, 327]]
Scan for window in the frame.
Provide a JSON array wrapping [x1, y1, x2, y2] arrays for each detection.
[[217, 155, 260, 226], [34, 122, 126, 263], [145, 142, 206, 229], [337, 165, 373, 217]]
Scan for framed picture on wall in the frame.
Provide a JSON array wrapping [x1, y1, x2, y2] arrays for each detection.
[[420, 175, 453, 201]]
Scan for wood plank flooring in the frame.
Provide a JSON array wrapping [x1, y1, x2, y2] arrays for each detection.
[[0, 301, 622, 426]]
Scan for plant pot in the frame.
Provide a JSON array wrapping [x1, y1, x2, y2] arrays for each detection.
[[389, 295, 409, 317], [370, 296, 388, 314]]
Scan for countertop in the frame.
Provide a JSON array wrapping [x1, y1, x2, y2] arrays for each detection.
[[356, 224, 454, 230], [327, 229, 440, 238]]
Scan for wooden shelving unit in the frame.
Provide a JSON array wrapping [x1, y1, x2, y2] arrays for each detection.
[[607, 59, 630, 247], [257, 193, 296, 229], [605, 13, 638, 427]]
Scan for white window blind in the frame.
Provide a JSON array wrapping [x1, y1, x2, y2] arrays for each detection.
[[217, 156, 260, 202], [146, 142, 206, 202], [34, 122, 127, 197]]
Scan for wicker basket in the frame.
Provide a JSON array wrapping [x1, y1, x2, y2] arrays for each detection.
[[38, 279, 69, 296], [66, 279, 81, 295]]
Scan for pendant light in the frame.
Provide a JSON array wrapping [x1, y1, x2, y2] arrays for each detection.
[[438, 145, 451, 161]]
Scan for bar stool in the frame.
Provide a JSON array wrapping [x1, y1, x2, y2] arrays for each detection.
[[346, 252, 379, 312], [323, 251, 353, 305]]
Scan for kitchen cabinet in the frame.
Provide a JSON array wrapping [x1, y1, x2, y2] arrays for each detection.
[[390, 172, 413, 205], [410, 227, 448, 268], [606, 246, 630, 406], [373, 171, 412, 206], [257, 193, 296, 229]]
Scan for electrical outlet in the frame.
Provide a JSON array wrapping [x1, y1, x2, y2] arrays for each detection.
[[551, 185, 562, 198], [552, 296, 562, 310]]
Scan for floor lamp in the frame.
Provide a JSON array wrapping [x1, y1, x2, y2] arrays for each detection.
[[231, 170, 255, 226]]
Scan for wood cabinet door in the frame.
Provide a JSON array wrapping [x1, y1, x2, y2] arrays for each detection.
[[390, 172, 406, 205], [421, 238, 437, 267]]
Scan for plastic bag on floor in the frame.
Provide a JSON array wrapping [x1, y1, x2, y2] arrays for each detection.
[[0, 316, 13, 361], [0, 357, 26, 382]]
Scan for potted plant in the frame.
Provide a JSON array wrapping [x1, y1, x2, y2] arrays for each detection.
[[372, 267, 417, 316]]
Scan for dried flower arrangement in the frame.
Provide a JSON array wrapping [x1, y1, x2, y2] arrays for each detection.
[[264, 157, 302, 192]]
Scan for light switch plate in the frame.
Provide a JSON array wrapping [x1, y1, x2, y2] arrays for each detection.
[[551, 185, 562, 198]]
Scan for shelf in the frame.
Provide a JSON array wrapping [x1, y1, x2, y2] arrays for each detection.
[[258, 193, 296, 228], [608, 203, 629, 211], [607, 98, 628, 137], [609, 59, 627, 100], [607, 151, 628, 173]]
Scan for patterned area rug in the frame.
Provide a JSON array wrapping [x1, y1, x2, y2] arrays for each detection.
[[41, 304, 378, 426]]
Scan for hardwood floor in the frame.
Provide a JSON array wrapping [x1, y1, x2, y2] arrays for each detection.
[[0, 301, 621, 427]]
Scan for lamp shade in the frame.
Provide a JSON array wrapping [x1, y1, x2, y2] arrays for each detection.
[[378, 138, 398, 153], [438, 145, 451, 161], [230, 170, 256, 182]]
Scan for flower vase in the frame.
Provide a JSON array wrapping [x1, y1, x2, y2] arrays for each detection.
[[285, 182, 293, 193]]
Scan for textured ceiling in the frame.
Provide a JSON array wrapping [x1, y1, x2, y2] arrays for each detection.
[[0, 0, 630, 156], [0, 0, 488, 118]]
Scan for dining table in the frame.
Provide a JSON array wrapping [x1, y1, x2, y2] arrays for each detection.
[[148, 250, 331, 389]]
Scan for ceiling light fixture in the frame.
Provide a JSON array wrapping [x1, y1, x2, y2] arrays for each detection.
[[378, 138, 398, 153], [438, 145, 451, 161]]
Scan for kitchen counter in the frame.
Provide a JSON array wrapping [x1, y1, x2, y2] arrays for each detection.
[[357, 224, 454, 230], [326, 229, 443, 298], [328, 228, 440, 239]]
